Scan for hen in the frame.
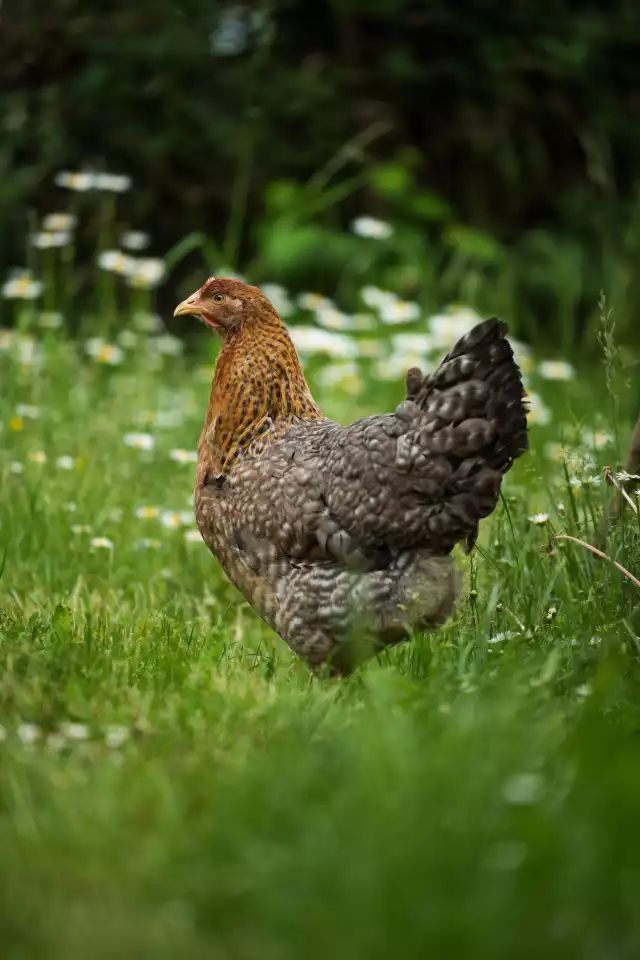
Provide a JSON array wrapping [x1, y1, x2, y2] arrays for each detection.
[[174, 278, 528, 674]]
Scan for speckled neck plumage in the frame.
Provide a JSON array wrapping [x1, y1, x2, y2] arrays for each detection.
[[200, 312, 324, 475]]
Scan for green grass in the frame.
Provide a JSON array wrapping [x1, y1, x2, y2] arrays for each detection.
[[1, 317, 639, 959]]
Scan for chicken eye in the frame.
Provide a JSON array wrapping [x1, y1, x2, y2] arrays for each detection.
[[213, 293, 226, 303]]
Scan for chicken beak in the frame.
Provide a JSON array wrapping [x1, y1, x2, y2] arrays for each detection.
[[173, 294, 202, 318]]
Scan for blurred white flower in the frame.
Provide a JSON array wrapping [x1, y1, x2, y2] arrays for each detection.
[[42, 212, 77, 232], [125, 258, 165, 289], [428, 306, 482, 348], [105, 725, 130, 748], [85, 338, 124, 365], [210, 6, 251, 56], [487, 631, 519, 644], [38, 311, 64, 330], [502, 773, 544, 806], [16, 337, 44, 366], [150, 333, 183, 356], [9, 461, 24, 474], [31, 230, 71, 249], [55, 171, 96, 191], [123, 432, 155, 451], [134, 537, 162, 550], [120, 230, 150, 251], [379, 299, 421, 325], [160, 510, 193, 529], [315, 308, 359, 332], [351, 216, 393, 240], [289, 326, 358, 359], [2, 272, 43, 300], [315, 361, 364, 394], [97, 250, 136, 275], [60, 722, 90, 740], [17, 723, 41, 745], [133, 311, 164, 333], [184, 529, 203, 543], [538, 360, 576, 381], [361, 286, 397, 311], [582, 429, 613, 451], [524, 391, 552, 426], [261, 283, 294, 317], [15, 404, 39, 419], [56, 455, 75, 470], [528, 513, 549, 525], [72, 524, 92, 535], [615, 470, 640, 483], [170, 449, 198, 464], [297, 292, 335, 313], [135, 506, 161, 519], [94, 172, 132, 192], [117, 329, 139, 349], [90, 536, 114, 550]]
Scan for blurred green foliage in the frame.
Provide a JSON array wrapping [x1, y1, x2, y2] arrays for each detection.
[[2, 0, 640, 345]]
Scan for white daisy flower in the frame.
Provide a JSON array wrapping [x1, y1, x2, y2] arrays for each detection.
[[160, 510, 193, 529], [94, 172, 132, 192], [125, 257, 165, 289], [117, 329, 139, 349], [134, 538, 162, 550], [184, 529, 203, 543], [524, 391, 552, 426], [105, 725, 130, 748], [361, 286, 398, 310], [120, 230, 150, 251], [502, 772, 544, 806], [97, 250, 137, 275], [2, 273, 43, 300], [60, 722, 90, 740], [428, 306, 482, 348], [528, 513, 549, 525], [90, 536, 114, 550], [169, 449, 198, 464], [261, 283, 294, 317], [350, 216, 393, 240], [17, 723, 41, 745], [123, 432, 155, 451], [288, 327, 358, 359], [615, 470, 640, 483], [297, 292, 335, 313], [9, 461, 24, 474], [56, 455, 75, 470], [30, 231, 71, 249], [150, 333, 183, 356], [135, 506, 161, 519], [379, 299, 421, 325], [133, 311, 164, 333], [42, 212, 77, 232], [55, 171, 97, 191], [15, 404, 40, 419], [538, 360, 576, 381]]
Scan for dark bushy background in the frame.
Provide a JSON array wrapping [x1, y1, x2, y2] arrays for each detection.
[[2, 0, 640, 343]]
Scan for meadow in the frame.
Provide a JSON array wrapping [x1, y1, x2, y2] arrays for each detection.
[[1, 202, 640, 958]]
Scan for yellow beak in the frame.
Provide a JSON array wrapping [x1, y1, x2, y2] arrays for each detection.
[[173, 295, 201, 318]]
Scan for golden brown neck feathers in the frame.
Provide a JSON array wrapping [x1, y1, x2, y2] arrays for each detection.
[[200, 311, 324, 475]]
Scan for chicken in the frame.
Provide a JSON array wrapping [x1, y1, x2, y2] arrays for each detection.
[[174, 278, 528, 674]]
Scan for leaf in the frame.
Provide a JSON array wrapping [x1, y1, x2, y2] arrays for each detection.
[[445, 225, 505, 264]]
